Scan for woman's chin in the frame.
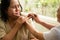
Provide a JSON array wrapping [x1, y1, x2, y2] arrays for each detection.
[[14, 14, 20, 17]]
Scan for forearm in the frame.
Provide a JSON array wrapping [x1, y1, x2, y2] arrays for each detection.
[[25, 22, 44, 40], [38, 20, 54, 29], [2, 23, 21, 40]]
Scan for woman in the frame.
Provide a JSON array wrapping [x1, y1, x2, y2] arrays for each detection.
[[0, 0, 37, 40], [25, 6, 60, 40]]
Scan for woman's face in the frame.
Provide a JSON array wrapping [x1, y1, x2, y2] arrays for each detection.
[[57, 8, 60, 23], [7, 0, 21, 18]]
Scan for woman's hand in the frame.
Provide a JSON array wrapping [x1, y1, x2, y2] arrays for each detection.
[[16, 16, 30, 25], [16, 16, 26, 25], [28, 13, 41, 23]]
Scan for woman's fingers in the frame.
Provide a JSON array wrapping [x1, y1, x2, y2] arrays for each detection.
[[16, 16, 25, 24], [28, 13, 37, 19], [16, 16, 30, 25]]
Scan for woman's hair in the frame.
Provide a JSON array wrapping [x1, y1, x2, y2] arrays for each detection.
[[57, 6, 60, 13], [1, 0, 22, 22]]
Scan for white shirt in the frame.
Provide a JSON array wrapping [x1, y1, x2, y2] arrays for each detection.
[[43, 25, 60, 40]]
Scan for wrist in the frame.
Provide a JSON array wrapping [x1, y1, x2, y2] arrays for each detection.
[[15, 22, 22, 28]]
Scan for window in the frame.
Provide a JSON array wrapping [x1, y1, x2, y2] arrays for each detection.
[[19, 0, 60, 18]]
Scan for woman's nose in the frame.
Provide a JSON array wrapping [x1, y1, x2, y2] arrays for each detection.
[[16, 7, 19, 12]]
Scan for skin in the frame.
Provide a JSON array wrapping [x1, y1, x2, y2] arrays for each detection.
[[27, 13, 54, 30], [25, 7, 60, 40]]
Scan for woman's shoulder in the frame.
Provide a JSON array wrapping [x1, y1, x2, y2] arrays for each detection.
[[0, 18, 4, 24], [0, 18, 5, 28]]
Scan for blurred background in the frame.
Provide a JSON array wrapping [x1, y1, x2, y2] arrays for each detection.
[[19, 0, 60, 32], [0, 0, 60, 32]]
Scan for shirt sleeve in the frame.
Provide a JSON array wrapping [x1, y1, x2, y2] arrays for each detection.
[[43, 27, 59, 40], [0, 28, 6, 39], [0, 20, 6, 39]]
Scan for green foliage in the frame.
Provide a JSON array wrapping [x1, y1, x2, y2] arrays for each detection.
[[22, 0, 60, 18]]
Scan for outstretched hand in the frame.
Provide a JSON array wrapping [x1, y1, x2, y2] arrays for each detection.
[[28, 13, 41, 23]]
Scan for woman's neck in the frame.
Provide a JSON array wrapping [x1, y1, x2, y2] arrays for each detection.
[[8, 18, 17, 28]]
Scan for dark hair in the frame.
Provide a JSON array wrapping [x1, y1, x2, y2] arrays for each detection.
[[1, 0, 22, 22]]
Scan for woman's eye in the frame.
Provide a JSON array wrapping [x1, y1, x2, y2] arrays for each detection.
[[10, 5, 20, 9], [17, 5, 20, 8], [11, 6, 16, 8]]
